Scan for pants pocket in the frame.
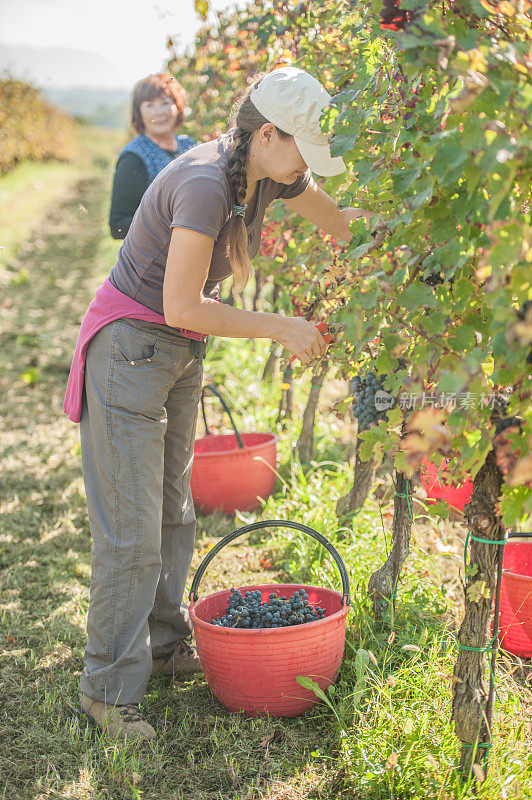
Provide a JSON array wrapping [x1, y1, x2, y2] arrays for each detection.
[[111, 322, 159, 366]]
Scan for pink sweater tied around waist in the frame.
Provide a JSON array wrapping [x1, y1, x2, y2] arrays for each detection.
[[63, 277, 204, 423]]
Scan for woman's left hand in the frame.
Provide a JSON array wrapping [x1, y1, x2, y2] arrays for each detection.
[[341, 206, 380, 231]]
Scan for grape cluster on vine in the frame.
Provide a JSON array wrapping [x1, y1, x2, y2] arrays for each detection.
[[495, 416, 522, 436], [209, 588, 326, 629], [352, 372, 391, 432]]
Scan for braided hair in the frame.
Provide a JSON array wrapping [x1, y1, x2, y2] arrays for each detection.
[[226, 78, 292, 291]]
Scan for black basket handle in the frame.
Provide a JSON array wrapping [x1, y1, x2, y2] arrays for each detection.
[[189, 519, 351, 605], [507, 531, 532, 538], [201, 384, 244, 449]]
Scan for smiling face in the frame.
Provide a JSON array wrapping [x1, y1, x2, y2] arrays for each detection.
[[139, 94, 179, 140], [250, 124, 308, 185]]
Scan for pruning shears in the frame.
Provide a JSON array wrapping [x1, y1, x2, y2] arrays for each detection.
[[290, 320, 346, 362]]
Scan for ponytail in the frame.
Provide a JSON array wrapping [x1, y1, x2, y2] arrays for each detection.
[[226, 126, 254, 292], [226, 78, 291, 292]]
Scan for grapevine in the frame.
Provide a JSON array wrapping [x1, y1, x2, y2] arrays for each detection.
[[171, 0, 531, 777]]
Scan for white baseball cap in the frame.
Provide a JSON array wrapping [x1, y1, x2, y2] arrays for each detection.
[[249, 67, 345, 177]]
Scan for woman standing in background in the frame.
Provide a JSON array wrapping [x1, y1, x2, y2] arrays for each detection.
[[109, 73, 196, 238]]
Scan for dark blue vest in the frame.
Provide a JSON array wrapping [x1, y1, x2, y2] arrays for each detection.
[[119, 133, 196, 184]]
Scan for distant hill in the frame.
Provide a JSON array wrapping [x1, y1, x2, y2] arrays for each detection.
[[43, 86, 130, 129], [0, 42, 130, 89], [0, 42, 131, 128]]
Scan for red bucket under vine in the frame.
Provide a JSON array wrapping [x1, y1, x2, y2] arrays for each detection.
[[191, 385, 278, 515], [498, 534, 532, 658], [189, 520, 350, 717], [421, 455, 473, 512]]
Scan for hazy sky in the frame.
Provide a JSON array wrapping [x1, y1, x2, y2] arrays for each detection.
[[0, 0, 242, 87]]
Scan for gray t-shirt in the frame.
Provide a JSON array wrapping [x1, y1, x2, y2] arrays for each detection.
[[110, 129, 313, 314]]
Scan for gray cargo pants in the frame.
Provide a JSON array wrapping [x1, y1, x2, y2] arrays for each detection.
[[79, 319, 205, 704]]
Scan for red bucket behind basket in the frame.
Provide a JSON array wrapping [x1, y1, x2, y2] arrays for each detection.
[[498, 537, 532, 658], [191, 385, 278, 515], [421, 456, 473, 512], [188, 520, 351, 717]]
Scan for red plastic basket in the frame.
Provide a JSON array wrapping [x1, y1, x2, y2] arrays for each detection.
[[421, 455, 473, 512], [498, 536, 532, 657], [189, 520, 350, 717], [191, 385, 278, 515]]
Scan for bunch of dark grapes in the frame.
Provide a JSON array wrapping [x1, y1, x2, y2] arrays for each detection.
[[352, 372, 390, 432], [495, 416, 522, 436], [209, 588, 326, 629], [419, 270, 455, 289], [420, 271, 444, 286]]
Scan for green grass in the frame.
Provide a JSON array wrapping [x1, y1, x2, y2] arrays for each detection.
[[0, 128, 530, 800]]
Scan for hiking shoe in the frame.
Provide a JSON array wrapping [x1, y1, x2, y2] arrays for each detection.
[[151, 637, 202, 676], [81, 694, 156, 740]]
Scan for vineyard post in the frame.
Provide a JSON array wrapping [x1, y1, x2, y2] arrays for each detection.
[[452, 449, 505, 777], [261, 344, 280, 383], [261, 283, 281, 383], [367, 469, 415, 618], [296, 358, 330, 463], [336, 441, 378, 519], [277, 360, 294, 426], [252, 268, 265, 312]]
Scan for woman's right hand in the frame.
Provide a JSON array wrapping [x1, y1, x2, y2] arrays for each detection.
[[275, 316, 328, 364]]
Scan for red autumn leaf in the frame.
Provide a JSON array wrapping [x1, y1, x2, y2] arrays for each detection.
[[507, 434, 532, 488], [494, 426, 521, 475], [402, 408, 452, 468]]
